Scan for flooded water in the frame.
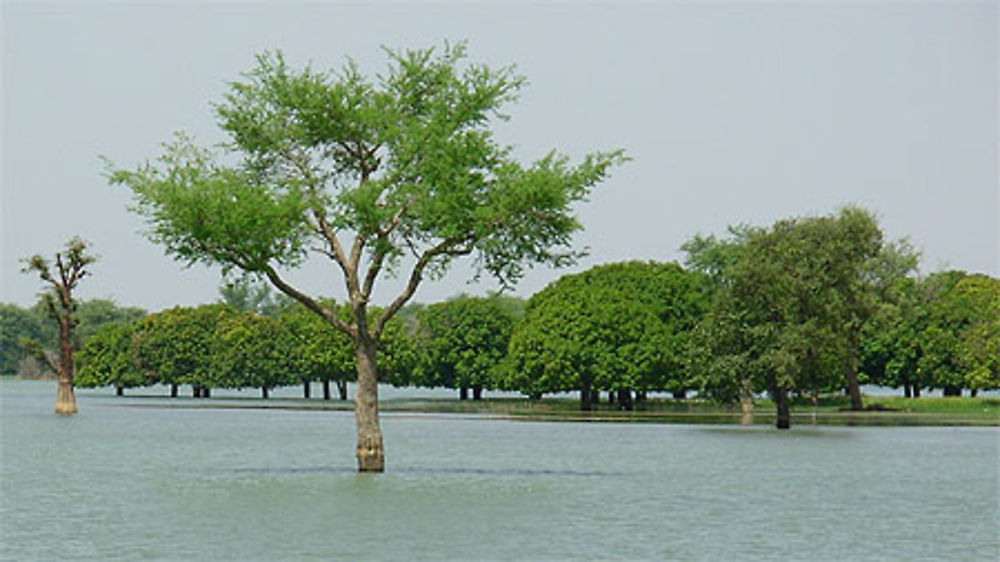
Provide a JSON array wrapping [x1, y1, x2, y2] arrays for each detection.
[[2, 379, 998, 561]]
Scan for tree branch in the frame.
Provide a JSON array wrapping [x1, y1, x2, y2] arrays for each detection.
[[373, 238, 473, 339], [361, 201, 411, 299], [263, 265, 356, 338], [23, 339, 59, 375], [313, 210, 352, 277], [347, 233, 366, 297]]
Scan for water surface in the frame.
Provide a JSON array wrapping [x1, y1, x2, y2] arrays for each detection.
[[2, 380, 997, 560]]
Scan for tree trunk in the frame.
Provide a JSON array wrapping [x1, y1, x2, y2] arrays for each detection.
[[459, 386, 469, 400], [323, 379, 332, 400], [473, 386, 483, 400], [590, 390, 600, 405], [672, 390, 686, 400], [740, 392, 754, 426], [303, 380, 311, 398], [845, 356, 863, 411], [338, 381, 348, 401], [354, 335, 385, 472], [203, 387, 211, 398], [904, 384, 912, 398], [580, 384, 592, 411], [913, 384, 921, 399], [774, 386, 791, 429], [617, 389, 633, 411], [261, 386, 269, 399], [608, 390, 615, 405], [971, 389, 978, 398], [943, 385, 962, 397], [170, 384, 178, 398], [116, 386, 124, 397], [55, 378, 76, 415], [530, 392, 542, 401], [193, 385, 202, 398], [54, 315, 77, 415], [636, 391, 647, 403]]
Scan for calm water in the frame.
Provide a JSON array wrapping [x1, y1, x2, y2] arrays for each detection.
[[2, 380, 998, 561]]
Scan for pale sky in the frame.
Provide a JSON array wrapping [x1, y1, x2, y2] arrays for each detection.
[[2, 1, 997, 312]]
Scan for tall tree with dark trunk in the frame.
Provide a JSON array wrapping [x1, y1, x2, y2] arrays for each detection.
[[109, 43, 623, 471], [21, 237, 97, 415], [687, 208, 885, 428]]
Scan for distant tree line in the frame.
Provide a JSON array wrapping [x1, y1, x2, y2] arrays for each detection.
[[4, 208, 998, 428], [1, 299, 145, 378]]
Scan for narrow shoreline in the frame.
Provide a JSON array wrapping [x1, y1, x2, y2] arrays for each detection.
[[90, 394, 1000, 427]]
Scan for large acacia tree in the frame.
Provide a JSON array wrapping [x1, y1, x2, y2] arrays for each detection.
[[110, 43, 623, 471]]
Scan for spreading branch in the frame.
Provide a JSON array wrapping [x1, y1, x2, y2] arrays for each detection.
[[361, 201, 411, 299], [263, 265, 356, 338], [373, 237, 473, 339]]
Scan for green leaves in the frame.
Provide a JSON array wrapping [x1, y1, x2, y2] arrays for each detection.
[[506, 262, 709, 398], [109, 42, 623, 337], [214, 311, 296, 391], [413, 295, 521, 392], [110, 137, 310, 274], [76, 322, 146, 389], [687, 208, 889, 404]]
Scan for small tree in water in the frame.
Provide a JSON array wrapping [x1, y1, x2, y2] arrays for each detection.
[[21, 236, 97, 415], [109, 42, 624, 471]]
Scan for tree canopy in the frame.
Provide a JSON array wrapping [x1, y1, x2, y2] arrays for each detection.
[[108, 42, 623, 470], [687, 208, 889, 427], [412, 294, 522, 398], [505, 261, 710, 409]]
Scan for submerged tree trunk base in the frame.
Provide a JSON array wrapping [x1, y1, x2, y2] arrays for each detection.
[[473, 386, 483, 400], [775, 386, 791, 429], [323, 380, 332, 400], [303, 381, 311, 398], [846, 370, 863, 411], [338, 381, 348, 401], [54, 381, 77, 415], [170, 384, 179, 398], [355, 334, 385, 473], [356, 435, 385, 472], [617, 389, 633, 411]]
